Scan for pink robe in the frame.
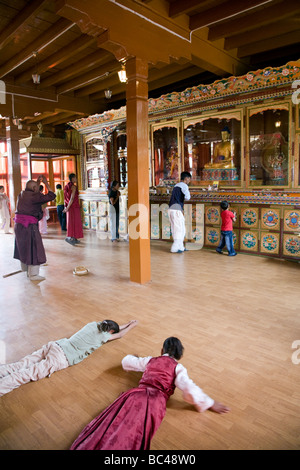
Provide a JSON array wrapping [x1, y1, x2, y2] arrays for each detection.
[[70, 355, 177, 450], [64, 182, 83, 239]]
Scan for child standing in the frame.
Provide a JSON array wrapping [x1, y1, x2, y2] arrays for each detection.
[[168, 171, 191, 253], [55, 184, 66, 231], [216, 200, 237, 256], [70, 337, 229, 451]]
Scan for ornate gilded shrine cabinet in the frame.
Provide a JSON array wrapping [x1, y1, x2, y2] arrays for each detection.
[[69, 60, 300, 260]]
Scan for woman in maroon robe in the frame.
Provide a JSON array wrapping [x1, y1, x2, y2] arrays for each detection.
[[70, 337, 229, 450], [14, 176, 56, 281], [63, 173, 83, 245]]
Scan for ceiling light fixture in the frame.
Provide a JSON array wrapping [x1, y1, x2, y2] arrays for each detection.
[[104, 89, 112, 99], [32, 73, 40, 84], [32, 52, 40, 84], [118, 64, 127, 83]]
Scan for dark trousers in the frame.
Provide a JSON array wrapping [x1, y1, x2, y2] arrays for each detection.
[[216, 230, 236, 256], [57, 205, 66, 231]]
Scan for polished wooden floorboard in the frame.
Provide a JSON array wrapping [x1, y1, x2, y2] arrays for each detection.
[[0, 225, 300, 450]]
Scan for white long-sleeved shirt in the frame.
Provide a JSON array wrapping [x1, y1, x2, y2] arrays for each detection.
[[169, 182, 191, 212], [121, 354, 214, 412]]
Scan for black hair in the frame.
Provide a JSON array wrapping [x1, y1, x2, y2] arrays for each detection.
[[220, 201, 229, 210], [39, 185, 44, 192], [111, 180, 119, 189], [162, 337, 184, 360], [56, 184, 62, 189], [0, 185, 4, 190], [180, 171, 191, 181], [98, 320, 120, 334], [69, 173, 76, 182]]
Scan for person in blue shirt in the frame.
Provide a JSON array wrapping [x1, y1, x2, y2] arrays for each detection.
[[168, 171, 191, 253]]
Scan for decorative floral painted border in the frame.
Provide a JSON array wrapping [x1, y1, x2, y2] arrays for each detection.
[[150, 192, 300, 206], [148, 61, 300, 114], [68, 60, 300, 131]]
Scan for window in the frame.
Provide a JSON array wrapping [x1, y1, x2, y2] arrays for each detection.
[[53, 157, 76, 189], [31, 156, 76, 204]]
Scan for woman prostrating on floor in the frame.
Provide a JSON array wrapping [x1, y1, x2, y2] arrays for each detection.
[[70, 337, 230, 450], [0, 320, 138, 396]]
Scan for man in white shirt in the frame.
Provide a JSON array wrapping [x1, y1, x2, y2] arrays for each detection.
[[168, 171, 191, 253]]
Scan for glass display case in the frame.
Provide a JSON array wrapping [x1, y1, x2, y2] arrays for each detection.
[[248, 105, 289, 186], [152, 122, 179, 186], [183, 113, 241, 186], [86, 137, 107, 189]]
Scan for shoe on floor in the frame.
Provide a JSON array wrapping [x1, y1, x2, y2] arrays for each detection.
[[65, 237, 76, 245], [216, 249, 223, 254], [29, 275, 45, 281]]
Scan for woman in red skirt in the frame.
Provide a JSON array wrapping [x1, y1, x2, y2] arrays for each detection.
[[70, 337, 229, 450], [64, 173, 83, 245]]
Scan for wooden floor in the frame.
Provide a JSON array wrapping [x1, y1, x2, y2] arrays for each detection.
[[0, 223, 300, 450]]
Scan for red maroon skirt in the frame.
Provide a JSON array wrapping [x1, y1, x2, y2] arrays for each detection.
[[70, 386, 167, 450]]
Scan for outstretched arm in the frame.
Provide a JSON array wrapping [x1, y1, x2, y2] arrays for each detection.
[[175, 364, 230, 414], [107, 320, 138, 342], [119, 320, 137, 331]]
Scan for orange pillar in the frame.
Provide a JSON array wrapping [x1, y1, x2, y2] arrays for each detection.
[[126, 57, 151, 284]]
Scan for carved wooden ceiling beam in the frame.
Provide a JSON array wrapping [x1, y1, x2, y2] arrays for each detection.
[[14, 35, 97, 85], [0, 18, 75, 78], [189, 0, 273, 31], [0, 0, 49, 50], [208, 0, 300, 41], [38, 50, 112, 89]]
